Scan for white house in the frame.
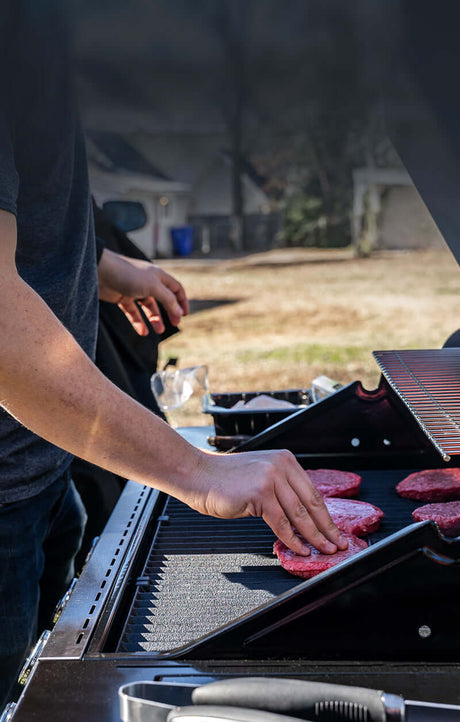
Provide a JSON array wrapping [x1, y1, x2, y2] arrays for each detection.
[[352, 166, 445, 252], [87, 134, 190, 258], [131, 133, 278, 252]]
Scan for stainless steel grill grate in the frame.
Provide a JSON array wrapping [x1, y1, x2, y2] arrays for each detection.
[[373, 349, 460, 461]]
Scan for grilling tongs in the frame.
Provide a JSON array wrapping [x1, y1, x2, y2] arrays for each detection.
[[187, 677, 460, 722]]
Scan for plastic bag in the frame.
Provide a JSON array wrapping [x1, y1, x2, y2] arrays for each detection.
[[151, 364, 209, 412]]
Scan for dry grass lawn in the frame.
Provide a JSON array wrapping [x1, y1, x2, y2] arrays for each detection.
[[157, 247, 460, 426]]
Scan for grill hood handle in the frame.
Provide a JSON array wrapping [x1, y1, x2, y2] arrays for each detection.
[[192, 678, 395, 722]]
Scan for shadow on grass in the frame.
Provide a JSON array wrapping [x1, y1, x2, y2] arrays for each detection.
[[188, 298, 241, 314], [229, 257, 353, 271]]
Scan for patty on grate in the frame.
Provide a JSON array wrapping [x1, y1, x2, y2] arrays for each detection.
[[273, 534, 368, 579], [325, 498, 384, 536], [396, 468, 460, 501], [306, 469, 362, 498], [412, 500, 460, 536]]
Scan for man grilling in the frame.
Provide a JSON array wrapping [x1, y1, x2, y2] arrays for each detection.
[[0, 1, 346, 707]]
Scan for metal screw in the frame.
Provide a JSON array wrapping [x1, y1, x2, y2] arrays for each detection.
[[351, 438, 360, 447], [383, 438, 391, 446]]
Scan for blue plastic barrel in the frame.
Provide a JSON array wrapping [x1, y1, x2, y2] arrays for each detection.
[[171, 226, 194, 257]]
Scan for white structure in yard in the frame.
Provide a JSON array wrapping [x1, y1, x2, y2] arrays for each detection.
[[90, 166, 190, 258], [87, 133, 190, 258], [352, 167, 445, 252]]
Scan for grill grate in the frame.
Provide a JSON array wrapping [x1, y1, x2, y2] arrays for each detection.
[[373, 349, 460, 462], [118, 468, 422, 654]]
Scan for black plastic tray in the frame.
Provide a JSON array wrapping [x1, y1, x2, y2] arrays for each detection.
[[203, 388, 311, 436]]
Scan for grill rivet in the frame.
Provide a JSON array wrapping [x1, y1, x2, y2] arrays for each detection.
[[418, 625, 431, 638], [351, 438, 360, 447]]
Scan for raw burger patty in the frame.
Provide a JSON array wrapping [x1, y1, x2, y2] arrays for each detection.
[[273, 534, 368, 579], [325, 498, 384, 536], [307, 469, 362, 498], [396, 468, 460, 501], [412, 501, 460, 536]]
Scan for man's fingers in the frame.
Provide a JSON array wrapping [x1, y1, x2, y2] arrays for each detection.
[[137, 297, 165, 334], [118, 303, 148, 335], [294, 472, 349, 550], [265, 451, 348, 553], [261, 497, 311, 556], [174, 283, 189, 316], [150, 270, 189, 322], [163, 274, 189, 316], [149, 282, 185, 327], [273, 481, 338, 554], [118, 298, 162, 336]]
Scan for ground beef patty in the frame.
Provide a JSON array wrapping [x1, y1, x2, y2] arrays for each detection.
[[412, 501, 460, 536], [325, 498, 384, 536], [273, 534, 368, 579], [396, 468, 460, 501], [307, 469, 362, 498]]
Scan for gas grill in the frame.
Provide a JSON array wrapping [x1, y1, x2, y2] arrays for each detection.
[[7, 3, 460, 716], [6, 351, 460, 722]]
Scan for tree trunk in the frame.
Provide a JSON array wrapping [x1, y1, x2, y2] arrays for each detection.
[[229, 101, 244, 252]]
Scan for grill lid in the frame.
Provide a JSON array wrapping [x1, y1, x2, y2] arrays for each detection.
[[373, 348, 460, 462]]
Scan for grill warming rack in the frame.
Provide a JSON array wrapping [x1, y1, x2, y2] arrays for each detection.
[[373, 349, 460, 462]]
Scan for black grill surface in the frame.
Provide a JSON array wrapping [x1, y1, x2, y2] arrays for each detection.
[[118, 468, 430, 653]]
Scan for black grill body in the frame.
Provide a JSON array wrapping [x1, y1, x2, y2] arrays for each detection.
[[8, 380, 460, 722]]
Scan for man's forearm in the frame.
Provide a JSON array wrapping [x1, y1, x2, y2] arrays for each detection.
[[0, 272, 204, 501]]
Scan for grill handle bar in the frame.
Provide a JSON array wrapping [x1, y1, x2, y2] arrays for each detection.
[[168, 707, 312, 722], [192, 678, 400, 722]]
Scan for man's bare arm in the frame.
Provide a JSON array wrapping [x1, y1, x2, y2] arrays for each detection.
[[0, 210, 347, 556]]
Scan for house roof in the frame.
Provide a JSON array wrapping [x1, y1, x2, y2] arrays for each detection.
[[87, 130, 171, 180]]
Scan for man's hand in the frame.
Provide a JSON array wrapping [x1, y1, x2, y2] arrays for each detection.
[[185, 449, 349, 556], [97, 249, 189, 335]]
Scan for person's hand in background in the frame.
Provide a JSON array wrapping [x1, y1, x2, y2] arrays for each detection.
[[97, 249, 189, 335]]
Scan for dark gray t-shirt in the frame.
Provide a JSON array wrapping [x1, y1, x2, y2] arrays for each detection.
[[0, 2, 98, 502]]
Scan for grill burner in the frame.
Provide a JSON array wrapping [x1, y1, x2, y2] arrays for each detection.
[[373, 349, 460, 462], [119, 469, 429, 655]]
